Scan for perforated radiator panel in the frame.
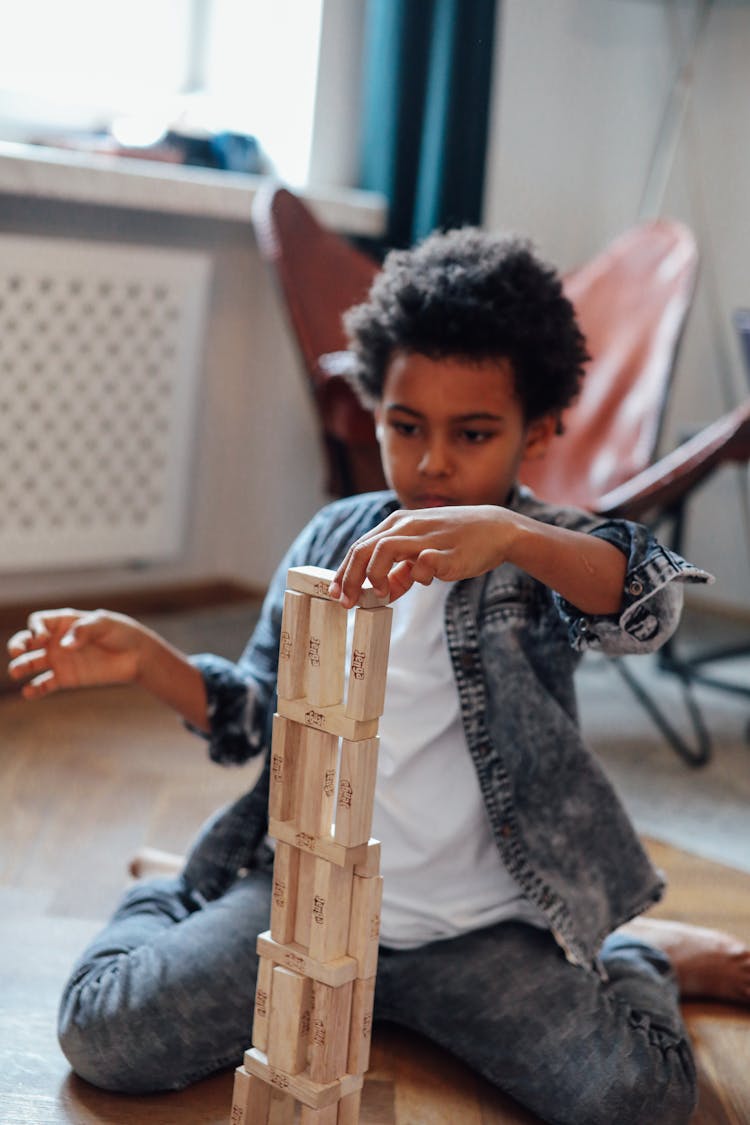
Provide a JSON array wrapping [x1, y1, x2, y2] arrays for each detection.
[[0, 235, 210, 572]]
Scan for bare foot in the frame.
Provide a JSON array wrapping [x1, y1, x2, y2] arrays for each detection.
[[128, 846, 185, 881], [618, 916, 750, 1005]]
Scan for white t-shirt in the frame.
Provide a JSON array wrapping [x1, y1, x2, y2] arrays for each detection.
[[347, 579, 547, 949]]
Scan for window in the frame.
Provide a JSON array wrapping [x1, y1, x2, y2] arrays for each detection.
[[201, 0, 323, 185], [0, 0, 362, 188]]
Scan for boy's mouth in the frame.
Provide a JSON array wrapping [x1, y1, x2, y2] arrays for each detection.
[[412, 493, 458, 508]]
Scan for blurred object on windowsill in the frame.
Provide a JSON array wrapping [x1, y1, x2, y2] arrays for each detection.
[[28, 127, 266, 175]]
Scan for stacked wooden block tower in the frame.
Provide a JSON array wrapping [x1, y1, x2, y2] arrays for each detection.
[[230, 565, 393, 1124]]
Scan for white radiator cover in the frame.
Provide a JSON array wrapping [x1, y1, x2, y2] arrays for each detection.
[[0, 235, 211, 572]]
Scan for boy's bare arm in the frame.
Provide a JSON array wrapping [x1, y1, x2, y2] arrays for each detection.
[[329, 506, 627, 616], [7, 609, 209, 732]]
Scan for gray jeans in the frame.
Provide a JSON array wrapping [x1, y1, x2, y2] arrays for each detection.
[[58, 862, 696, 1125]]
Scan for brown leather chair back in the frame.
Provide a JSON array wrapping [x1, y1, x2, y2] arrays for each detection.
[[520, 220, 698, 511], [252, 184, 385, 496]]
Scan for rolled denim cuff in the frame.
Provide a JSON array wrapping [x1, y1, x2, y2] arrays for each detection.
[[555, 528, 713, 655], [186, 653, 265, 765]]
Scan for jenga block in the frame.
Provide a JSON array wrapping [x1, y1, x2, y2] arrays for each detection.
[[300, 1104, 338, 1125], [268, 1089, 296, 1125], [230, 1066, 270, 1123], [253, 956, 274, 1052], [266, 966, 312, 1076], [347, 976, 376, 1075], [334, 737, 379, 847], [294, 849, 317, 948], [269, 714, 303, 822], [345, 606, 393, 720], [270, 817, 370, 869], [296, 727, 339, 838], [306, 597, 347, 707], [347, 874, 383, 979], [277, 590, 311, 700], [244, 1047, 364, 1108], [257, 931, 358, 988], [287, 565, 390, 608], [309, 979, 353, 1084], [309, 858, 354, 963], [353, 838, 381, 878], [270, 842, 300, 946], [337, 1088, 363, 1125], [277, 697, 379, 742]]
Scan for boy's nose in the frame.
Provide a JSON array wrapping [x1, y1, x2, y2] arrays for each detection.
[[418, 439, 452, 476]]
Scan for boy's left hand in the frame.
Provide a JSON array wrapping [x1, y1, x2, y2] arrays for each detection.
[[329, 506, 519, 607]]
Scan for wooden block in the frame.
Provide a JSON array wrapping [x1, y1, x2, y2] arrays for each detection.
[[266, 966, 312, 1076], [353, 838, 381, 878], [337, 1088, 363, 1125], [345, 606, 393, 720], [300, 1104, 338, 1125], [296, 727, 339, 839], [252, 955, 273, 1052], [268, 1090, 296, 1125], [309, 979, 353, 1084], [347, 975, 376, 1075], [230, 1066, 270, 1123], [231, 1069, 296, 1125], [244, 1047, 364, 1109], [294, 849, 317, 948], [270, 817, 370, 869], [269, 714, 303, 823], [306, 597, 347, 707], [277, 697, 379, 742], [270, 842, 300, 946], [287, 564, 390, 608], [277, 590, 310, 700], [334, 737, 379, 847], [257, 931, 358, 988], [309, 857, 354, 963], [347, 875, 383, 979]]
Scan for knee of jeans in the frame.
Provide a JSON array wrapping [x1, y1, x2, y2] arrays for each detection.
[[57, 960, 185, 1094], [570, 1041, 697, 1125], [58, 1014, 134, 1093]]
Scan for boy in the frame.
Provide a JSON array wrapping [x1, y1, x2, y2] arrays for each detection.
[[8, 228, 748, 1124]]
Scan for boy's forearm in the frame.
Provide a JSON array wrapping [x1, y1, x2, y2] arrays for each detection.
[[136, 631, 209, 732], [504, 513, 627, 616]]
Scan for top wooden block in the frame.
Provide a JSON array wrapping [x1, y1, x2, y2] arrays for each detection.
[[287, 566, 389, 609]]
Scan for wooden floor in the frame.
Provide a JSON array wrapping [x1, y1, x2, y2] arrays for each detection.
[[1, 684, 749, 1124]]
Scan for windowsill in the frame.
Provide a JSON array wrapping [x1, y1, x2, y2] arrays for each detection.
[[0, 141, 387, 237]]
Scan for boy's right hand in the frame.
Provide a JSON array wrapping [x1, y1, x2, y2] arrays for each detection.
[[7, 609, 148, 699]]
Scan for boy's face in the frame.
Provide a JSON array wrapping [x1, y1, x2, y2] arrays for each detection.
[[373, 351, 555, 509]]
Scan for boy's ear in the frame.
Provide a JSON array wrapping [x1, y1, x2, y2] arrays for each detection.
[[522, 413, 558, 461]]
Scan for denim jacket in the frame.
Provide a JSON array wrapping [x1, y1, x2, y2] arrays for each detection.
[[185, 488, 710, 968]]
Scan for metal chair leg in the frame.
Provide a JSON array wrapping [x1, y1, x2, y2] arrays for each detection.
[[608, 655, 713, 767]]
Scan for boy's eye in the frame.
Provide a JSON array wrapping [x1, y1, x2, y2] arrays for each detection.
[[391, 420, 420, 437], [460, 429, 495, 444]]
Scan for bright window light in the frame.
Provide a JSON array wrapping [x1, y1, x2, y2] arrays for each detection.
[[201, 0, 324, 185], [0, 0, 326, 186], [0, 0, 192, 109]]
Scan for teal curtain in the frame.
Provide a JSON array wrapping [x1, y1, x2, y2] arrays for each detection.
[[359, 0, 498, 250]]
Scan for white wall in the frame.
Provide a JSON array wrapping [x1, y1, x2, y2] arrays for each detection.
[[483, 0, 750, 615]]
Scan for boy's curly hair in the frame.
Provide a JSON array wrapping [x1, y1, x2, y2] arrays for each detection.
[[343, 227, 589, 424]]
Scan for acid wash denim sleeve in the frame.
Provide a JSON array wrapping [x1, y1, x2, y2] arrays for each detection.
[[515, 487, 713, 655]]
